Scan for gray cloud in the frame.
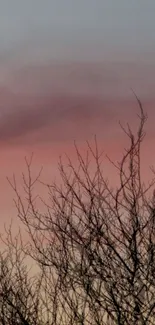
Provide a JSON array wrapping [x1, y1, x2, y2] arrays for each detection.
[[0, 93, 119, 144], [0, 61, 155, 146]]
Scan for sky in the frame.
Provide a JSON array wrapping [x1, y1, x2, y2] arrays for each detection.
[[0, 0, 155, 232]]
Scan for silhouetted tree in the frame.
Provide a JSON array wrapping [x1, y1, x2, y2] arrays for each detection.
[[0, 228, 46, 325], [8, 96, 155, 324]]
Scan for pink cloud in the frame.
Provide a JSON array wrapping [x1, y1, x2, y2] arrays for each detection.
[[0, 60, 155, 230]]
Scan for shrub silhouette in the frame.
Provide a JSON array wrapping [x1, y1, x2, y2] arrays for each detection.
[[3, 97, 155, 324]]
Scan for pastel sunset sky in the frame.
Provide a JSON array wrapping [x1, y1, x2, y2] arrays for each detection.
[[0, 0, 155, 231]]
